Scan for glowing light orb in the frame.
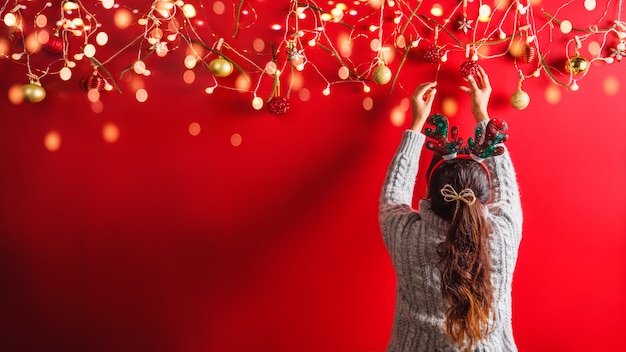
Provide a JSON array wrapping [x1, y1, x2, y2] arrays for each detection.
[[103, 123, 120, 143], [44, 131, 61, 152], [60, 67, 72, 81], [252, 97, 264, 110], [136, 88, 148, 102], [189, 122, 201, 136], [231, 133, 242, 147]]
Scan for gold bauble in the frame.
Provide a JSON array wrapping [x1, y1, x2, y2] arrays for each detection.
[[372, 64, 392, 85], [510, 88, 530, 110], [208, 57, 234, 77], [565, 56, 589, 75], [22, 83, 46, 103]]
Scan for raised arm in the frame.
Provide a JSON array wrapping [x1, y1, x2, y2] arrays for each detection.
[[461, 65, 522, 233], [379, 82, 437, 210]]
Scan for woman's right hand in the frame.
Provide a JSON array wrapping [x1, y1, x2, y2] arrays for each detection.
[[409, 81, 437, 132], [460, 65, 491, 123]]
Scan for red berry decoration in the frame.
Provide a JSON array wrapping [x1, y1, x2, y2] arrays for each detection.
[[43, 35, 63, 55], [459, 60, 479, 77], [424, 45, 443, 64], [267, 96, 289, 116], [79, 75, 105, 92], [521, 44, 536, 63]]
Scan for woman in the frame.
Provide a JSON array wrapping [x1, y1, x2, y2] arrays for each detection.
[[379, 67, 522, 352]]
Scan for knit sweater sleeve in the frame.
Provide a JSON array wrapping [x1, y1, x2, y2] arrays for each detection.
[[378, 130, 425, 234], [480, 121, 523, 242]]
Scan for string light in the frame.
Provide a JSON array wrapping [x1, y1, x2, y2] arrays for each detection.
[[0, 0, 623, 109]]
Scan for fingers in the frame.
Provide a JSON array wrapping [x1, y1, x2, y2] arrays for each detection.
[[477, 65, 491, 89], [424, 87, 437, 104], [466, 74, 480, 91], [413, 81, 437, 99]]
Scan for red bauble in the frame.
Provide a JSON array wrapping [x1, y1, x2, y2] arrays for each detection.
[[424, 45, 443, 64], [267, 97, 289, 116], [43, 35, 63, 55], [521, 44, 536, 63], [459, 60, 479, 77], [79, 75, 104, 92]]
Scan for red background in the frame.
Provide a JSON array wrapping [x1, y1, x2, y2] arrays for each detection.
[[1, 1, 625, 351]]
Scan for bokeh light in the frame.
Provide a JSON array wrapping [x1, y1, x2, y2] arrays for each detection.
[[136, 89, 148, 102], [189, 122, 201, 136], [603, 76, 620, 96], [362, 96, 374, 111], [442, 97, 458, 117], [231, 133, 242, 147], [545, 85, 561, 104], [390, 107, 405, 127], [102, 122, 120, 143], [44, 130, 61, 152], [114, 8, 133, 29]]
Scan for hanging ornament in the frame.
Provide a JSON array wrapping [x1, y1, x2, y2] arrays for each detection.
[[208, 57, 234, 77], [459, 60, 479, 77], [458, 17, 473, 34], [372, 64, 392, 85], [565, 55, 589, 75], [22, 81, 46, 103], [43, 34, 63, 55], [521, 44, 537, 64], [609, 42, 625, 62], [424, 45, 444, 64], [268, 96, 289, 115], [457, 0, 473, 34], [510, 72, 530, 110], [208, 38, 234, 78], [267, 75, 289, 116], [79, 75, 105, 92], [510, 88, 530, 110]]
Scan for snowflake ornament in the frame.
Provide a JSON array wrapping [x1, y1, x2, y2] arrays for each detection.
[[610, 43, 625, 62], [458, 17, 473, 34]]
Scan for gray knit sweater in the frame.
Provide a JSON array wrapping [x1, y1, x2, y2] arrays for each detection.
[[379, 129, 523, 352]]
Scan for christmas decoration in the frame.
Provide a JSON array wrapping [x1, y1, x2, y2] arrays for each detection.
[[510, 88, 530, 110], [458, 17, 473, 35], [424, 114, 463, 160], [459, 60, 479, 77], [208, 57, 234, 78], [457, 0, 473, 34], [43, 35, 64, 55], [521, 44, 537, 64], [565, 56, 589, 75], [267, 97, 289, 116], [610, 42, 625, 62], [267, 72, 289, 116], [424, 45, 444, 64], [22, 82, 46, 103], [469, 118, 509, 162], [0, 0, 624, 109], [372, 64, 392, 85], [79, 75, 105, 92]]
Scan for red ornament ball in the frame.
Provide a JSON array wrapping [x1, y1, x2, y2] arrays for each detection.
[[459, 60, 479, 77], [424, 45, 443, 64], [521, 44, 536, 63], [79, 75, 105, 92], [43, 35, 63, 55], [267, 97, 289, 116]]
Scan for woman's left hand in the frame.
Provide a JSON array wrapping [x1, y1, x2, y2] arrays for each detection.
[[409, 81, 437, 131]]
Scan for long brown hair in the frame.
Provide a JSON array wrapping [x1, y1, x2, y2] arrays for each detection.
[[427, 156, 493, 351]]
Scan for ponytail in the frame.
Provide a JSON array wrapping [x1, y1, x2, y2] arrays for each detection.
[[437, 201, 493, 351], [427, 157, 494, 351]]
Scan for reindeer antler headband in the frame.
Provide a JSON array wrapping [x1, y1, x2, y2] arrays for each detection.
[[424, 114, 509, 182]]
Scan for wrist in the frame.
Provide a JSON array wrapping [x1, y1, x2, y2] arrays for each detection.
[[410, 118, 426, 131], [473, 110, 489, 122]]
